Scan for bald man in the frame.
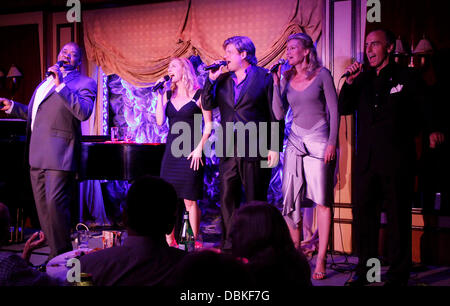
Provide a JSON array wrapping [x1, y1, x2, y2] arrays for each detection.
[[0, 42, 97, 259], [339, 29, 444, 286]]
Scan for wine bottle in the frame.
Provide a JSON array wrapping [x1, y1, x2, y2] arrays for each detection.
[[179, 211, 195, 252]]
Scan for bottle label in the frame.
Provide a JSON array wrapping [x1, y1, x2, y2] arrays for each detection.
[[179, 243, 194, 252]]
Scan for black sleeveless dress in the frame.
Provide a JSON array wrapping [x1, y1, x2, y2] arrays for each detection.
[[160, 90, 204, 200]]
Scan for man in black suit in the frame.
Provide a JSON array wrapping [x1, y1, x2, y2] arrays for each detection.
[[0, 42, 96, 259], [202, 36, 281, 251], [339, 29, 444, 286]]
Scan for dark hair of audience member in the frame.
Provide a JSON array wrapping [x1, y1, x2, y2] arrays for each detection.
[[230, 201, 312, 287], [123, 175, 178, 238], [166, 250, 255, 289]]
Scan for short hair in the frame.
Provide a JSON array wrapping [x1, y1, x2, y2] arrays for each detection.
[[166, 250, 254, 289], [169, 57, 201, 93], [230, 201, 295, 259], [124, 176, 178, 237], [0, 203, 10, 246], [285, 32, 322, 80], [230, 201, 312, 287], [223, 36, 257, 66], [367, 28, 396, 49], [61, 42, 82, 66]]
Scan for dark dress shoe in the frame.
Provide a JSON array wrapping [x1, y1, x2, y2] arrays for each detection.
[[344, 274, 370, 287]]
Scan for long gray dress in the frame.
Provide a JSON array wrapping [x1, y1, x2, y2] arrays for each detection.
[[273, 67, 339, 228]]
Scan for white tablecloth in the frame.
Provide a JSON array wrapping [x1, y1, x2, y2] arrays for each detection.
[[46, 248, 93, 282]]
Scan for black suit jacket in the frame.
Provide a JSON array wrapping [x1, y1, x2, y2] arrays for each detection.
[[202, 65, 282, 161], [339, 63, 434, 174]]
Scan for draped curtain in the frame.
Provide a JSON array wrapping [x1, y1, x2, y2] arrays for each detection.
[[83, 0, 322, 87], [80, 0, 323, 225]]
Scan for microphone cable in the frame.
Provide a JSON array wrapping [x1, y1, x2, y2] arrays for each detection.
[[327, 77, 357, 280]]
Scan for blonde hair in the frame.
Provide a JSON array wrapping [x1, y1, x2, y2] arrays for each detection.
[[284, 33, 322, 80], [169, 58, 201, 94]]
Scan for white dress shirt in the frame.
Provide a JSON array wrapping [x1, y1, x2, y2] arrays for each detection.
[[6, 72, 70, 131]]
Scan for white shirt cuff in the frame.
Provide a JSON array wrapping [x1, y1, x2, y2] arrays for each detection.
[[55, 83, 66, 93], [5, 100, 14, 114]]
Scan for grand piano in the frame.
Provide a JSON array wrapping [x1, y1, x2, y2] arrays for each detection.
[[78, 138, 167, 227], [0, 119, 36, 233], [0, 119, 28, 193], [79, 137, 166, 181]]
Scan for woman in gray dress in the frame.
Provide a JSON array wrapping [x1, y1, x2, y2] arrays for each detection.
[[272, 33, 339, 280]]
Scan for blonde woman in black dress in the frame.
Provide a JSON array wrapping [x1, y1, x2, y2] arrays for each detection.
[[156, 58, 212, 247]]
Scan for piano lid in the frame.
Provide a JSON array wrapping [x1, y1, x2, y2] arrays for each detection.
[[79, 142, 166, 181]]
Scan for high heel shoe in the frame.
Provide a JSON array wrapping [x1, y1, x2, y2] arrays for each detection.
[[312, 258, 327, 280], [194, 240, 203, 249], [312, 271, 327, 280], [167, 240, 178, 248]]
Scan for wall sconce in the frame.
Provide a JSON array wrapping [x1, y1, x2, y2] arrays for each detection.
[[393, 36, 408, 63], [7, 64, 22, 81], [413, 35, 433, 66], [6, 64, 23, 99]]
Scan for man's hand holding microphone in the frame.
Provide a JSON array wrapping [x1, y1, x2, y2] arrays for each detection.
[[46, 61, 64, 86], [207, 60, 227, 81], [343, 61, 363, 85]]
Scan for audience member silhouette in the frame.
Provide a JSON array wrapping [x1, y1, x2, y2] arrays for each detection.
[[0, 202, 61, 286], [165, 249, 254, 289], [230, 201, 312, 289], [80, 176, 186, 285]]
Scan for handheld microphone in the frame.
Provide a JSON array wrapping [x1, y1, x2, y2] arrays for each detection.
[[152, 75, 171, 92], [45, 61, 65, 78], [203, 61, 227, 72], [340, 71, 354, 79], [270, 59, 286, 73], [341, 61, 363, 79]]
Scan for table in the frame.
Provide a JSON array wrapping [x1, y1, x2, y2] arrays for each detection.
[[46, 248, 94, 282]]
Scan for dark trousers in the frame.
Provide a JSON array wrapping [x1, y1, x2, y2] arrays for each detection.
[[353, 162, 413, 282], [30, 167, 74, 259], [219, 157, 272, 250]]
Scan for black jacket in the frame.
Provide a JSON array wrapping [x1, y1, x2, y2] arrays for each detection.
[[202, 65, 283, 161], [339, 63, 435, 174]]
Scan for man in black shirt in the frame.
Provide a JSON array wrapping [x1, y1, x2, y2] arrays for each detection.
[[339, 29, 444, 286]]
